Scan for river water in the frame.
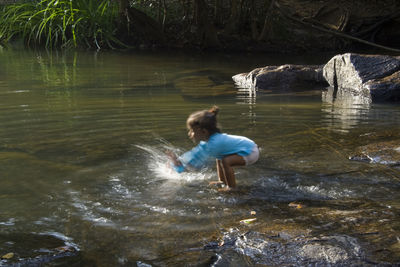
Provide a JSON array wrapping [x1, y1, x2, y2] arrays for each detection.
[[0, 48, 399, 266]]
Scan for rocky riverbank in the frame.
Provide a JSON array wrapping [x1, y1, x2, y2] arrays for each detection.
[[233, 53, 400, 102]]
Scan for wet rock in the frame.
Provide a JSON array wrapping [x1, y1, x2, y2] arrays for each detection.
[[233, 53, 400, 102], [219, 229, 366, 266], [364, 70, 400, 101], [323, 53, 400, 101], [298, 235, 361, 265], [232, 64, 327, 91], [349, 140, 400, 166]]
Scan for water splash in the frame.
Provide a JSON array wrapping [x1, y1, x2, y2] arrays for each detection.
[[135, 144, 211, 183]]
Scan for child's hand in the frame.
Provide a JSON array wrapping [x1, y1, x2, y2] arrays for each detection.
[[165, 150, 185, 173], [166, 150, 180, 166], [166, 150, 176, 160]]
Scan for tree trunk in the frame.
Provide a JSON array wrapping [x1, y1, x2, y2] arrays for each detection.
[[116, 1, 165, 46], [226, 0, 240, 33], [258, 0, 275, 41], [118, 0, 129, 20], [116, 0, 130, 37], [162, 0, 167, 32], [194, 0, 220, 48], [214, 0, 223, 27], [250, 0, 259, 40]]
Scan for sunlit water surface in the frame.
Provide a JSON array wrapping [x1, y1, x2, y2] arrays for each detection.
[[0, 48, 399, 266]]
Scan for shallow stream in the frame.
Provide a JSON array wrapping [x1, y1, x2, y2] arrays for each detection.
[[0, 48, 399, 266]]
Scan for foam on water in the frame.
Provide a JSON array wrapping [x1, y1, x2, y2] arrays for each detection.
[[252, 175, 357, 201]]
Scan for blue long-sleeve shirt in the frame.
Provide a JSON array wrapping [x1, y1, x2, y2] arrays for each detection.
[[174, 133, 256, 173]]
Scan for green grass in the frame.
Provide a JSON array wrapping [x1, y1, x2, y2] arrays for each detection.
[[0, 0, 124, 49]]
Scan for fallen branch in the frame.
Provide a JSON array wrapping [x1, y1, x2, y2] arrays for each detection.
[[352, 11, 400, 38], [274, 1, 400, 54]]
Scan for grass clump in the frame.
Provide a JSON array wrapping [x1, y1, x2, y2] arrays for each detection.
[[0, 0, 123, 49]]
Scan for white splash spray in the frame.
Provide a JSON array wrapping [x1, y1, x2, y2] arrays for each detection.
[[135, 144, 210, 183]]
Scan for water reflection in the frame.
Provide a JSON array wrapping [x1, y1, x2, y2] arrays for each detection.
[[235, 85, 257, 125], [321, 86, 371, 132], [235, 85, 256, 105]]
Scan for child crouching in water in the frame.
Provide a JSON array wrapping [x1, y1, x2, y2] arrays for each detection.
[[167, 106, 259, 192]]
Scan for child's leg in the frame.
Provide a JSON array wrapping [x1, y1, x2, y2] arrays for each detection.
[[209, 159, 226, 185], [220, 154, 246, 189]]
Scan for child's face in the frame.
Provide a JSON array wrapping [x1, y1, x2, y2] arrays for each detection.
[[188, 126, 208, 143]]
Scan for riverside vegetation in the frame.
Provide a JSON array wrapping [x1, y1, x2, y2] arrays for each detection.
[[0, 0, 400, 52]]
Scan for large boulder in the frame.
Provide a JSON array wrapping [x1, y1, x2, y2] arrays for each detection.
[[232, 64, 327, 91], [323, 53, 400, 101]]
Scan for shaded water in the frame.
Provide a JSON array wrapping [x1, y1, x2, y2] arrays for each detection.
[[0, 48, 399, 266]]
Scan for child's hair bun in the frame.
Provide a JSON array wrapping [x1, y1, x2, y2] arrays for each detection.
[[209, 105, 219, 116], [186, 106, 221, 134]]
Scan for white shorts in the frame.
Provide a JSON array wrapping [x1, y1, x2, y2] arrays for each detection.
[[243, 145, 259, 165]]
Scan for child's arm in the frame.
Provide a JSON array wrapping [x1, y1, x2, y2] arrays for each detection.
[[166, 143, 208, 173]]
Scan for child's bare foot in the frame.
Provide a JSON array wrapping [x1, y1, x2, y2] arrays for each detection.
[[209, 181, 225, 186], [217, 186, 236, 192]]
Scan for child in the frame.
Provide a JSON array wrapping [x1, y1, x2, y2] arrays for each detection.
[[167, 106, 259, 191]]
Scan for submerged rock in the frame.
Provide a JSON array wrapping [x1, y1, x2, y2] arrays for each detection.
[[174, 70, 235, 98], [349, 139, 400, 166], [323, 53, 400, 101], [175, 75, 234, 98], [218, 229, 366, 266], [0, 232, 80, 266], [232, 64, 327, 91]]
